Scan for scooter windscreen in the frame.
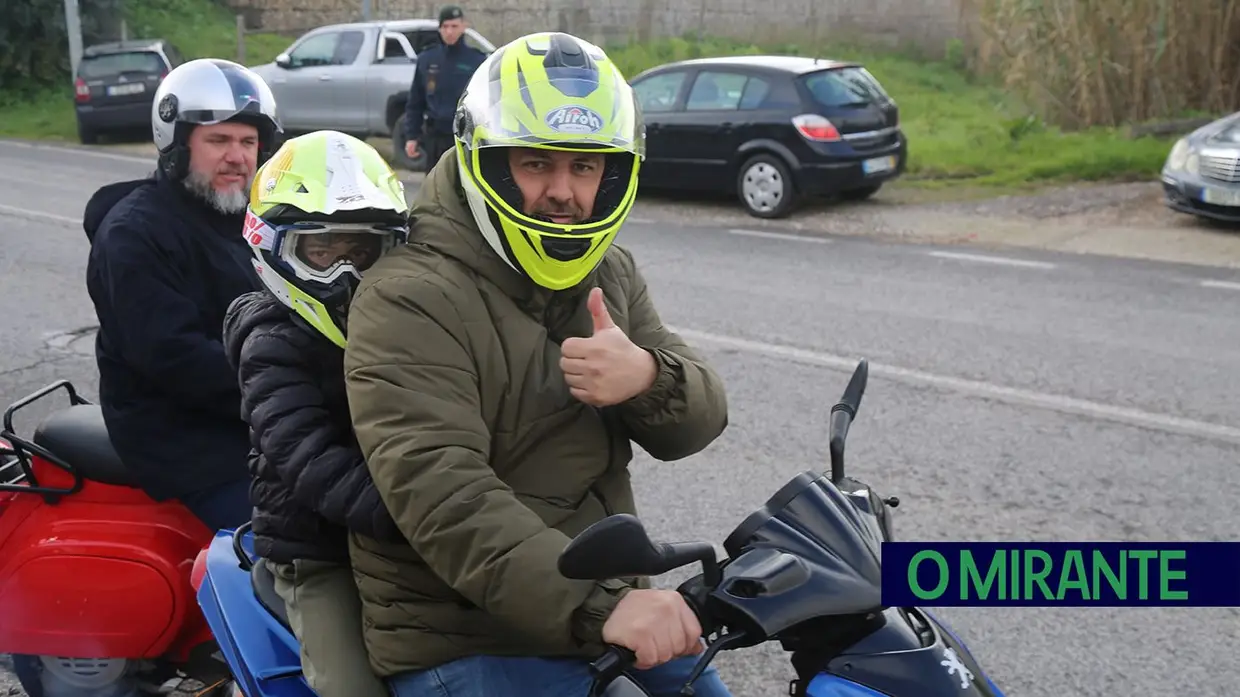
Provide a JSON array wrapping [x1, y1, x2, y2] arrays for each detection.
[[712, 470, 885, 637]]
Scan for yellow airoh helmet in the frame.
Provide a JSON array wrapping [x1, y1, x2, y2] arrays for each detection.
[[243, 130, 409, 347], [452, 32, 645, 291]]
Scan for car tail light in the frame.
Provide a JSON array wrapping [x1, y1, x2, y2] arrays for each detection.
[[74, 77, 91, 103], [793, 114, 841, 142]]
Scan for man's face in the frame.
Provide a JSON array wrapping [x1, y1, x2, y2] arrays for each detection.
[[507, 147, 605, 224], [439, 19, 466, 46], [184, 121, 259, 214]]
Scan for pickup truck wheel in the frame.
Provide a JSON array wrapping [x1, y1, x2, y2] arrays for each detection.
[[390, 115, 428, 172]]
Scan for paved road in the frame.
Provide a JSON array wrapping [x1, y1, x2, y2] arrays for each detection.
[[2, 139, 1240, 696]]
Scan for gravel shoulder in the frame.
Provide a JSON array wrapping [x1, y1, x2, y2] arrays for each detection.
[[630, 180, 1240, 269]]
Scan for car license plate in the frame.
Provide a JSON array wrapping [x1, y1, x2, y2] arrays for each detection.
[[1201, 186, 1240, 207], [106, 83, 145, 96], [862, 156, 896, 175]]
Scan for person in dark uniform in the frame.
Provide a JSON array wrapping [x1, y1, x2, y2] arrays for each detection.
[[403, 5, 487, 171]]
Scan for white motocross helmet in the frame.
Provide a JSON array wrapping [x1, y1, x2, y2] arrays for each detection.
[[151, 58, 282, 180]]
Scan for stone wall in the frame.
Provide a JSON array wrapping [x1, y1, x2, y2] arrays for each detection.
[[224, 0, 970, 57]]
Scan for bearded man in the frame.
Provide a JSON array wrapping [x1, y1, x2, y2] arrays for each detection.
[[83, 58, 282, 530]]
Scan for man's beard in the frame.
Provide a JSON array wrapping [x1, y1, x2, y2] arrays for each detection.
[[183, 168, 251, 214]]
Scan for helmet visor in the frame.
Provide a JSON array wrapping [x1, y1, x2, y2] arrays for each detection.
[[163, 60, 280, 129], [292, 228, 389, 273], [248, 214, 405, 282], [459, 71, 645, 158]]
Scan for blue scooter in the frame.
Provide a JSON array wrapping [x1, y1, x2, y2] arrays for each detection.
[[193, 358, 1006, 697]]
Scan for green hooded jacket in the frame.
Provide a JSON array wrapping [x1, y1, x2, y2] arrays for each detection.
[[342, 153, 729, 676]]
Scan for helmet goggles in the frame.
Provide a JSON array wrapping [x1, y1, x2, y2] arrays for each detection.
[[245, 211, 405, 284]]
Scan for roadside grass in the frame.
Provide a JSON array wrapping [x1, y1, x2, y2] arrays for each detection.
[[0, 89, 79, 141], [606, 37, 1176, 189], [0, 0, 291, 143]]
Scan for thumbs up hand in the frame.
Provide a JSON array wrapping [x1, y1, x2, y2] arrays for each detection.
[[587, 284, 618, 334], [560, 287, 658, 407]]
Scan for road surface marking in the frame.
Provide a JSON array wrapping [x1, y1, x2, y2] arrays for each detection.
[[672, 326, 1240, 447], [0, 139, 151, 164], [1201, 279, 1240, 291], [728, 228, 830, 243], [927, 250, 1056, 269], [0, 203, 81, 226], [627, 216, 655, 224]]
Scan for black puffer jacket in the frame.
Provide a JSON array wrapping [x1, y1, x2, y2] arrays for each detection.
[[222, 289, 404, 564]]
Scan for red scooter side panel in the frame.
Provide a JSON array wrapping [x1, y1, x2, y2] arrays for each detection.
[[0, 455, 213, 659]]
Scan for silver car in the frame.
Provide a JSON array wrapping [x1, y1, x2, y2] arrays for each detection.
[[1162, 111, 1240, 223], [249, 19, 495, 170]]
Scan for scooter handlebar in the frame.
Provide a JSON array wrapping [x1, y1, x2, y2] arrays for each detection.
[[589, 583, 714, 679], [590, 644, 637, 677]]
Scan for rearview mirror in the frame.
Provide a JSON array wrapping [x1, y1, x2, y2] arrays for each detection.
[[558, 514, 718, 583], [275, 53, 291, 68], [559, 515, 664, 580], [829, 359, 868, 483]]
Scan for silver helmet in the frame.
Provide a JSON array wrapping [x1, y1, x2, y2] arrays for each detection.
[[151, 58, 282, 180]]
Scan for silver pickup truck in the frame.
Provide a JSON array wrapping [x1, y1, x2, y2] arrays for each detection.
[[248, 19, 496, 171]]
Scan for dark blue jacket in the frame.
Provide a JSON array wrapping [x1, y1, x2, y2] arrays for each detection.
[[403, 39, 487, 141], [83, 171, 259, 501]]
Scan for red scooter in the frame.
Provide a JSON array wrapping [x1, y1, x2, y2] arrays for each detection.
[[0, 380, 233, 697]]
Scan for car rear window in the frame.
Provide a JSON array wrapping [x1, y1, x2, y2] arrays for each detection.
[[78, 51, 166, 79], [801, 67, 889, 108]]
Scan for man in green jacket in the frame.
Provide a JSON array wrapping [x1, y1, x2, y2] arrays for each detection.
[[342, 31, 732, 697]]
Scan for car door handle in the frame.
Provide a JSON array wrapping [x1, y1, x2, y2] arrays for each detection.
[[319, 75, 332, 81]]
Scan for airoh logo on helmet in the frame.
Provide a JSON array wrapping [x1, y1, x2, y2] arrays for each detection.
[[544, 105, 603, 134]]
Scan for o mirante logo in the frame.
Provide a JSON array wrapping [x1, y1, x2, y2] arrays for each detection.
[[880, 541, 1240, 606]]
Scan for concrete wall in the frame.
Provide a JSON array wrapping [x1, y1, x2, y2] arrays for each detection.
[[225, 0, 969, 57]]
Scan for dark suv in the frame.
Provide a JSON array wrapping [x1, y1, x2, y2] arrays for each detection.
[[629, 55, 907, 218], [73, 39, 184, 144]]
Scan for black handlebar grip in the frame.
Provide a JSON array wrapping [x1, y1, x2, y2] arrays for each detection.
[[676, 575, 717, 637], [590, 645, 637, 678]]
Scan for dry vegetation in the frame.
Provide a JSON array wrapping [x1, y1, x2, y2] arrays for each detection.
[[961, 0, 1240, 129]]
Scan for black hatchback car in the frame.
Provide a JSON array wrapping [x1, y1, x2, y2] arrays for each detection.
[[628, 55, 907, 218], [73, 39, 184, 144]]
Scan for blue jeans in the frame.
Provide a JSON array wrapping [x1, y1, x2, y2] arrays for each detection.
[[386, 654, 732, 697]]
